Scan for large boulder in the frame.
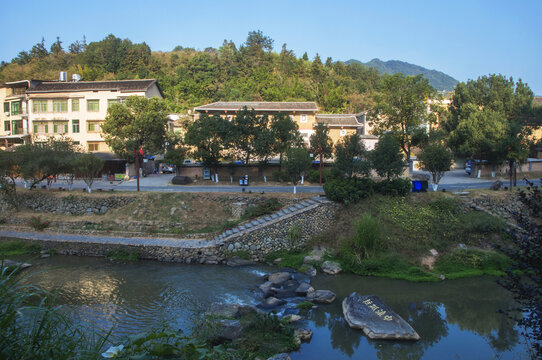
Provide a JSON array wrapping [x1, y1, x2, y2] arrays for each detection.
[[306, 290, 336, 304], [295, 282, 314, 296], [321, 261, 342, 275], [268, 272, 292, 286], [490, 180, 503, 191], [257, 296, 286, 309], [342, 293, 420, 340], [303, 265, 317, 277], [259, 281, 274, 298]]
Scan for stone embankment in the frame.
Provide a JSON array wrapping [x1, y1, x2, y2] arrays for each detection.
[[0, 193, 135, 215], [0, 196, 338, 264]]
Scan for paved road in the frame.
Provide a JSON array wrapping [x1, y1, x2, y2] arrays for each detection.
[[13, 169, 539, 193]]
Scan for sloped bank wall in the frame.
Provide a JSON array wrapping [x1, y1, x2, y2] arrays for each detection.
[[16, 203, 338, 264]]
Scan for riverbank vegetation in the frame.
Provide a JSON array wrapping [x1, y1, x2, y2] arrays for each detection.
[[269, 192, 512, 282]]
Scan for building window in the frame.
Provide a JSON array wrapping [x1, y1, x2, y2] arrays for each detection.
[[53, 122, 68, 134], [72, 99, 79, 112], [340, 129, 347, 136], [12, 120, 23, 135], [33, 100, 48, 113], [87, 142, 100, 152], [87, 100, 99, 112], [300, 114, 308, 123], [4, 121, 10, 132], [72, 119, 80, 133], [108, 99, 120, 108], [11, 101, 21, 115], [88, 122, 101, 132], [3, 102, 9, 115], [34, 123, 48, 134], [53, 99, 67, 113]]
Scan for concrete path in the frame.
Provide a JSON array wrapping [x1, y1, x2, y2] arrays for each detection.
[[0, 229, 216, 248]]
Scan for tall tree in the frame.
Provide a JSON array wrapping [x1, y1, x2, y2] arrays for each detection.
[[271, 112, 301, 165], [370, 133, 405, 180], [283, 147, 312, 194], [227, 107, 267, 166], [370, 74, 436, 165], [333, 133, 369, 178], [184, 114, 230, 177], [102, 96, 169, 190], [417, 142, 453, 190], [30, 37, 48, 59], [309, 123, 334, 159], [50, 36, 63, 55]]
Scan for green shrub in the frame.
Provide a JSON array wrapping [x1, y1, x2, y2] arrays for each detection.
[[29, 216, 49, 231], [374, 178, 412, 196], [307, 169, 333, 184], [264, 249, 308, 269], [323, 178, 375, 204], [350, 213, 381, 259], [287, 225, 301, 245], [271, 171, 290, 182], [244, 198, 282, 219]]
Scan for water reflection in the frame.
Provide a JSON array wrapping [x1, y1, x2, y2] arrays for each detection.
[[297, 274, 522, 359], [22, 256, 526, 359]]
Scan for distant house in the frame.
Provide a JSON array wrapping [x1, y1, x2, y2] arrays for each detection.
[[194, 101, 319, 145], [315, 112, 376, 149]]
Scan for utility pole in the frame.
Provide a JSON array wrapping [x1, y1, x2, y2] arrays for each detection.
[[319, 144, 323, 185]]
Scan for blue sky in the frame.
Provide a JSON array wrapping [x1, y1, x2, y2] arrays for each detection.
[[2, 0, 541, 94]]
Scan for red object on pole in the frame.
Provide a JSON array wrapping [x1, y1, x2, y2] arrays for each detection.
[[134, 148, 143, 192], [318, 144, 323, 185]]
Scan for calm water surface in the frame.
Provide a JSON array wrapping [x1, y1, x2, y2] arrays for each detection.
[[23, 255, 529, 360]]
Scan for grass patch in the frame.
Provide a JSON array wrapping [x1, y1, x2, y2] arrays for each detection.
[[336, 253, 439, 282], [264, 249, 309, 269], [105, 249, 139, 261], [242, 198, 283, 220], [227, 250, 251, 260], [0, 240, 41, 257], [296, 301, 315, 310], [457, 212, 504, 233], [233, 313, 298, 359], [434, 248, 512, 279]]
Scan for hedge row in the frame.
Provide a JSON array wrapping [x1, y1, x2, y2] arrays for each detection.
[[323, 178, 412, 203]]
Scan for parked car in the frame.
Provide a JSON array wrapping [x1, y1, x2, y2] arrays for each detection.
[[161, 164, 175, 174]]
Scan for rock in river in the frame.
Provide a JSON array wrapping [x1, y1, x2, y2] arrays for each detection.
[[226, 256, 254, 267], [342, 293, 420, 340], [321, 260, 342, 275], [257, 296, 286, 309], [268, 272, 292, 286], [306, 290, 336, 304]]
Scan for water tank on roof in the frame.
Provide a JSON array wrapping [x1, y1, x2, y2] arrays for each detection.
[[59, 71, 67, 82], [72, 74, 81, 82]]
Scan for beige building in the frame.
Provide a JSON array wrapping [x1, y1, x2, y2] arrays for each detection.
[[194, 101, 319, 144], [26, 79, 164, 152], [193, 101, 371, 149]]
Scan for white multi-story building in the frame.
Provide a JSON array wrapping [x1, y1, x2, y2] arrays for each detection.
[[23, 78, 164, 152]]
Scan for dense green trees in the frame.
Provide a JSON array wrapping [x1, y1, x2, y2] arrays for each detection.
[[370, 74, 436, 164], [417, 142, 453, 190], [333, 134, 370, 178], [370, 133, 405, 180], [442, 74, 538, 183], [0, 32, 382, 113], [283, 147, 312, 194]]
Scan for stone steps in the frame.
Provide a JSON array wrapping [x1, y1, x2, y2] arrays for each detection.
[[216, 196, 328, 243]]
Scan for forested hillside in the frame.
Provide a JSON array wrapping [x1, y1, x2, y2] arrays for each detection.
[[0, 32, 449, 113], [346, 58, 458, 91]]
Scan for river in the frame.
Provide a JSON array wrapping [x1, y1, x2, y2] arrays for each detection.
[[21, 255, 528, 359]]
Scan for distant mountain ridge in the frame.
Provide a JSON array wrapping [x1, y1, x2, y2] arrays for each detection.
[[345, 58, 458, 91]]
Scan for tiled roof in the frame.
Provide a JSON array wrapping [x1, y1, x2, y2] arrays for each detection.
[[26, 79, 159, 94], [194, 102, 318, 112], [315, 114, 364, 127]]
